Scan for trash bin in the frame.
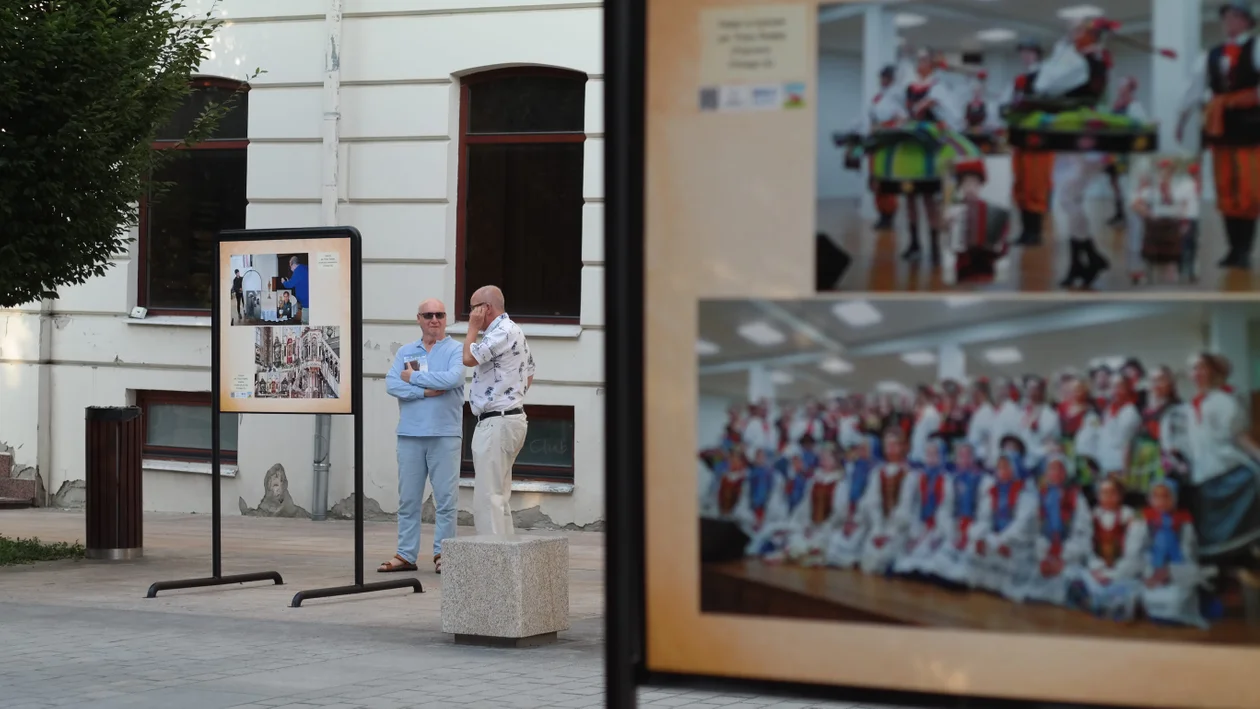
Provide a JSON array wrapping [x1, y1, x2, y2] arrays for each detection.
[[85, 406, 144, 560]]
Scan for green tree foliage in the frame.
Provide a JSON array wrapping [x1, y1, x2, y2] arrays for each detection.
[[0, 1, 258, 308]]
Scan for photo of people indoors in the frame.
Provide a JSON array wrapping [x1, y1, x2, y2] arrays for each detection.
[[818, 1, 1260, 293], [229, 253, 311, 326], [697, 298, 1260, 645], [253, 326, 341, 400]]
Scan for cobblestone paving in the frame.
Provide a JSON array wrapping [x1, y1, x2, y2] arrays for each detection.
[[0, 603, 887, 709]]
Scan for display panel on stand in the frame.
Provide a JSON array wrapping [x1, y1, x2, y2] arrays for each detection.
[[611, 1, 1260, 708], [217, 237, 353, 414]]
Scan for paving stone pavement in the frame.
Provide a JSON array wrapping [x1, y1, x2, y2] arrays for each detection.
[[0, 511, 910, 709], [0, 603, 876, 709]]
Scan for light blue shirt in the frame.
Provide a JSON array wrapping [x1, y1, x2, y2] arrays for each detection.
[[385, 336, 465, 438]]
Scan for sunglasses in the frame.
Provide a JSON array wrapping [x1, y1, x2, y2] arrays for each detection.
[[420, 312, 446, 320]]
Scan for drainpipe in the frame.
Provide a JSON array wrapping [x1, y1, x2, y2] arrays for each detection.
[[311, 0, 343, 521]]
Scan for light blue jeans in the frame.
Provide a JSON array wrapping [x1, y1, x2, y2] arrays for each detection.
[[396, 435, 461, 563]]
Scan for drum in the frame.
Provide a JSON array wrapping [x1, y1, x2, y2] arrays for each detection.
[[1141, 217, 1184, 264], [1004, 102, 1158, 153], [866, 122, 984, 195]]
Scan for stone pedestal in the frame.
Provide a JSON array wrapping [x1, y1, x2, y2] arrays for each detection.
[[440, 535, 569, 646]]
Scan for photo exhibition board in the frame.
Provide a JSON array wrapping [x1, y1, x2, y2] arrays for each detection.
[[641, 1, 1260, 708], [218, 236, 353, 414]]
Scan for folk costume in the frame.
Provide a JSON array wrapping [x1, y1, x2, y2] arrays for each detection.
[[1068, 496, 1148, 622], [865, 50, 984, 265], [893, 442, 955, 576], [968, 454, 1039, 592], [1104, 77, 1150, 228], [933, 450, 990, 585], [1130, 158, 1201, 284], [966, 381, 1001, 468], [839, 65, 911, 231], [1005, 19, 1161, 288], [1178, 0, 1260, 268], [1185, 376, 1260, 562], [962, 72, 1002, 155], [1004, 39, 1054, 246], [1008, 456, 1093, 605], [825, 442, 878, 568], [1139, 479, 1213, 629], [857, 458, 917, 575]]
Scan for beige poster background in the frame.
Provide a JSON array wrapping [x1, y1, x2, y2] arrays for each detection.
[[641, 1, 1259, 707], [218, 237, 353, 414]]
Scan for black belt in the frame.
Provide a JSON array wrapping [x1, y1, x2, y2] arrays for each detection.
[[478, 408, 523, 421]]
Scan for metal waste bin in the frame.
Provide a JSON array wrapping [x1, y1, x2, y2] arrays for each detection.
[[85, 406, 144, 560]]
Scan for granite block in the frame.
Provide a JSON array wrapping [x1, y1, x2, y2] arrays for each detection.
[[440, 535, 569, 639], [0, 452, 11, 478]]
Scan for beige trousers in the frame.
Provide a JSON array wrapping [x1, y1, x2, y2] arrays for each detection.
[[471, 413, 528, 535]]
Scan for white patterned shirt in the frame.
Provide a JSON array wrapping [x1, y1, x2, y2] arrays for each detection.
[[468, 313, 535, 417]]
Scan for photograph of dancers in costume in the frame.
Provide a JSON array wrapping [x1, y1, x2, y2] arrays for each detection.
[[817, 3, 1260, 293], [832, 44, 988, 268], [698, 298, 1260, 643], [1177, 0, 1260, 271]]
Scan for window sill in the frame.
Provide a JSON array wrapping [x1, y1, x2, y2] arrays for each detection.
[[143, 458, 238, 477], [446, 322, 581, 340], [127, 315, 211, 328], [458, 478, 573, 494]]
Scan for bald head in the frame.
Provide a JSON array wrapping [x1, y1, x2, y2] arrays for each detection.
[[470, 285, 506, 321], [416, 298, 448, 342]]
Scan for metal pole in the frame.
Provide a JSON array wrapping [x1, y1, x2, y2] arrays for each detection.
[[211, 243, 223, 579], [312, 0, 344, 521]]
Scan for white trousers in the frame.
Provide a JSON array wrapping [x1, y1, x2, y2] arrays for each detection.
[[1053, 153, 1108, 241], [471, 413, 529, 536]]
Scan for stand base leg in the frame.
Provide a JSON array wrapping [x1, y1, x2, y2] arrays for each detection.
[[289, 578, 423, 608], [454, 632, 558, 648], [146, 571, 284, 599]]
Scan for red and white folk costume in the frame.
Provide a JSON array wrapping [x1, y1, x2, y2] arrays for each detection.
[[856, 458, 918, 575], [966, 455, 1039, 592], [909, 386, 943, 464], [1068, 481, 1147, 622], [892, 445, 955, 576], [781, 457, 847, 566], [1014, 376, 1062, 471], [1007, 456, 1093, 605], [1139, 479, 1214, 629]]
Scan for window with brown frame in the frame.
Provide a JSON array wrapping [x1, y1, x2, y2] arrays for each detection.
[[459, 404, 575, 483], [137, 391, 239, 464], [455, 68, 587, 323], [139, 77, 250, 315]]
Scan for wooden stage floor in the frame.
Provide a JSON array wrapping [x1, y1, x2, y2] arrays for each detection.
[[819, 198, 1260, 293], [702, 559, 1260, 647]]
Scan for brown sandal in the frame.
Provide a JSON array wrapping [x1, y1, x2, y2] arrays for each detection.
[[434, 554, 442, 574], [377, 554, 417, 573]]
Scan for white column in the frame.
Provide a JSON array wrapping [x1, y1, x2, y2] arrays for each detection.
[[748, 365, 775, 404], [1151, 0, 1202, 155], [937, 344, 967, 383], [860, 5, 898, 217], [1209, 304, 1251, 394]]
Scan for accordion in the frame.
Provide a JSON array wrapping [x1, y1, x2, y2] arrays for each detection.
[[957, 198, 1011, 251]]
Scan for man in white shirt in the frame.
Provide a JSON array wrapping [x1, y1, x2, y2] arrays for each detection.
[[462, 285, 535, 536]]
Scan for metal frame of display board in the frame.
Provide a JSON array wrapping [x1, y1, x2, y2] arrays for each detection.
[[146, 226, 423, 607], [601, 3, 1157, 709]]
